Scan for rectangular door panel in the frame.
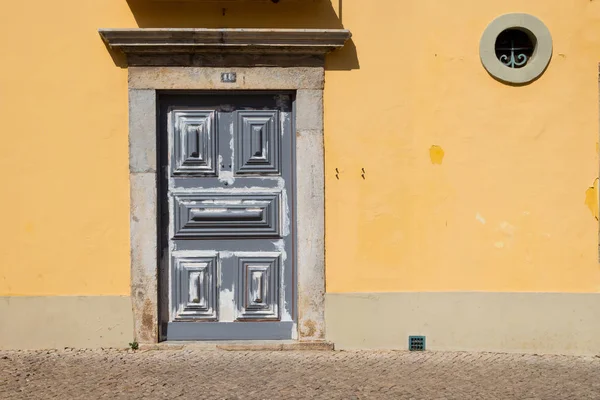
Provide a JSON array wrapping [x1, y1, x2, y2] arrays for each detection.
[[236, 255, 281, 321], [171, 255, 218, 321], [235, 110, 280, 175], [172, 193, 281, 238], [170, 110, 217, 176]]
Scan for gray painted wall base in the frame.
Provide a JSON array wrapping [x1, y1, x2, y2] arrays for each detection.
[[0, 296, 133, 350], [326, 292, 600, 355]]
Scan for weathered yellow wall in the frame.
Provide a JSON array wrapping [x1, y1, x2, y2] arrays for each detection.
[[325, 1, 600, 293], [0, 1, 135, 295], [0, 0, 598, 296]]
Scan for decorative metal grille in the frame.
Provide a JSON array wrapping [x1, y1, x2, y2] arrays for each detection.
[[494, 29, 535, 69]]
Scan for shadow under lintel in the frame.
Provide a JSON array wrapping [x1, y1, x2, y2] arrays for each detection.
[[122, 0, 359, 71]]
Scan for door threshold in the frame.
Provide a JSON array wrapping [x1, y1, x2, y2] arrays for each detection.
[[139, 340, 334, 352]]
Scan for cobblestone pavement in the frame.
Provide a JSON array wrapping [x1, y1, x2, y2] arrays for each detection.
[[1, 348, 599, 399]]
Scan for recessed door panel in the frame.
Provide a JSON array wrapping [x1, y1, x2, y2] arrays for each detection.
[[172, 193, 281, 238], [171, 110, 217, 176], [171, 255, 218, 321], [235, 111, 280, 175]]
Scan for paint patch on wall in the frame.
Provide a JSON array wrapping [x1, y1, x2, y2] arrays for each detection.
[[476, 213, 486, 224], [498, 221, 516, 236], [584, 178, 599, 220], [429, 145, 445, 165]]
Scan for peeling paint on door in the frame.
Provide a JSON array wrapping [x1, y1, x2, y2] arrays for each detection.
[[162, 93, 296, 340]]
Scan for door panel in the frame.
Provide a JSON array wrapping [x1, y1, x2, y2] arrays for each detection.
[[171, 110, 217, 176], [171, 255, 218, 321], [236, 255, 281, 320], [159, 93, 295, 340], [235, 111, 280, 174], [172, 193, 281, 238]]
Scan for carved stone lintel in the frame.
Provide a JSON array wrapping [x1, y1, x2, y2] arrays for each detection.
[[99, 28, 351, 67]]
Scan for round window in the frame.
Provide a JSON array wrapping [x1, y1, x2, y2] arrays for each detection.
[[494, 29, 535, 69], [480, 14, 552, 84]]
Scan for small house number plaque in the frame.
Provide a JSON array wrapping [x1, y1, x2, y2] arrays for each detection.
[[221, 72, 237, 83]]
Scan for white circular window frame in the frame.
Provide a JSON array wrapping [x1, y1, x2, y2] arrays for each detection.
[[480, 13, 553, 84]]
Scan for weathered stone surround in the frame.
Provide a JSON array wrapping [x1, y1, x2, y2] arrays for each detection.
[[101, 28, 351, 343]]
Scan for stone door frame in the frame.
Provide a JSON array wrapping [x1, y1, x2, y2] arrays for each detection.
[[129, 68, 326, 343], [100, 28, 350, 344]]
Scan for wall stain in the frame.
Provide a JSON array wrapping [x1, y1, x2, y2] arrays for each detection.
[[498, 221, 515, 236], [301, 319, 317, 338], [429, 145, 445, 165], [475, 213, 486, 224], [24, 222, 35, 234], [140, 299, 156, 342], [584, 178, 599, 220]]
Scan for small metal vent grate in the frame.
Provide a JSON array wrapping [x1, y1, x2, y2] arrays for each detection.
[[409, 336, 426, 351]]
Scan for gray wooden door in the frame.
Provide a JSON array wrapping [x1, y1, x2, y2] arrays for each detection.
[[159, 93, 295, 340]]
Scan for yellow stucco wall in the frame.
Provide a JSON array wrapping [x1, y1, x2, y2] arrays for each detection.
[[0, 1, 134, 296], [325, 0, 600, 293], [0, 0, 598, 296]]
